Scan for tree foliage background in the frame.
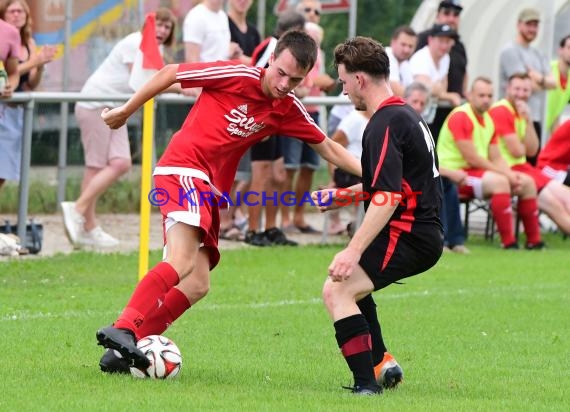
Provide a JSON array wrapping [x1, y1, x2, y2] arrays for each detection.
[[253, 0, 423, 78]]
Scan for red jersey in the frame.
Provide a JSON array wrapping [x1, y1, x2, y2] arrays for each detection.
[[537, 120, 570, 170], [488, 104, 518, 136], [156, 61, 326, 193], [448, 111, 498, 144]]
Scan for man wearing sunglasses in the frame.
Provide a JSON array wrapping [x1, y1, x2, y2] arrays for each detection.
[[296, 0, 322, 24]]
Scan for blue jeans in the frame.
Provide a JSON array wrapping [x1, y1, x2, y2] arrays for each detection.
[[440, 177, 465, 247]]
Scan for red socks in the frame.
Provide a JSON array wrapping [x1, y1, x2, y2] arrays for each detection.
[[137, 287, 191, 338], [114, 262, 179, 334], [517, 197, 541, 244], [490, 193, 516, 246]]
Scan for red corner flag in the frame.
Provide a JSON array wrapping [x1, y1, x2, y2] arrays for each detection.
[[140, 12, 164, 70]]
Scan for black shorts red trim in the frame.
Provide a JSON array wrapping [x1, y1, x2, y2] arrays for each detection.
[[360, 223, 443, 291]]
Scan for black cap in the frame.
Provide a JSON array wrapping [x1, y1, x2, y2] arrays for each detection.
[[430, 23, 458, 38], [438, 1, 463, 12]]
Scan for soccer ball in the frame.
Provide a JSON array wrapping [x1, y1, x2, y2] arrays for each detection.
[[130, 335, 182, 379]]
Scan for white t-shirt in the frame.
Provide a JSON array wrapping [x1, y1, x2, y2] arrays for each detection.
[[409, 46, 450, 123], [336, 109, 368, 159], [78, 32, 164, 109], [183, 3, 231, 62], [409, 46, 450, 83], [386, 46, 413, 87]]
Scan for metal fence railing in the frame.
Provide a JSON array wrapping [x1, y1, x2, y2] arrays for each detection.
[[5, 92, 352, 242]]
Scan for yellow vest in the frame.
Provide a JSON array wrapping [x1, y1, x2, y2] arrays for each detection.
[[546, 60, 570, 131], [437, 103, 495, 170], [491, 99, 526, 167]]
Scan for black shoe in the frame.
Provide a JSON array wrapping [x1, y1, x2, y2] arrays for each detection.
[[502, 242, 519, 250], [99, 349, 130, 374], [96, 326, 150, 369], [264, 227, 298, 246], [525, 241, 546, 250], [343, 384, 383, 395], [244, 230, 271, 246]]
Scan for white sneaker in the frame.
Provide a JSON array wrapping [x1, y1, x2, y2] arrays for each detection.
[[77, 226, 120, 248], [61, 201, 85, 245]]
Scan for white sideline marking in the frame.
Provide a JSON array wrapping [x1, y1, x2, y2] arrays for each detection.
[[0, 283, 563, 322]]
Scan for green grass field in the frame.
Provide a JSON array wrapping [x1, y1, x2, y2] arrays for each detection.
[[1, 235, 569, 411]]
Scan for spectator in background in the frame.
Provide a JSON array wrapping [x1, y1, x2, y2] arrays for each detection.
[[0, 0, 55, 189], [296, 0, 322, 24], [218, 0, 262, 241], [227, 0, 260, 65], [545, 35, 570, 132], [405, 81, 468, 253], [404, 81, 429, 114], [1, 0, 55, 92], [0, 15, 20, 191], [437, 77, 543, 250], [490, 73, 570, 235], [183, 0, 242, 63], [499, 7, 556, 164], [416, 0, 467, 137], [386, 25, 417, 96], [410, 23, 462, 142], [280, 21, 335, 234], [244, 10, 305, 246], [61, 9, 177, 249], [538, 119, 570, 188]]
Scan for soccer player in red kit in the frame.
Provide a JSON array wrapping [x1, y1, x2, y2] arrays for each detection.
[[490, 73, 570, 236], [538, 119, 570, 187], [95, 30, 361, 372], [312, 37, 444, 395]]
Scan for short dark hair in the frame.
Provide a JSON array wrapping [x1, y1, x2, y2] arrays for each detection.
[[507, 72, 530, 83], [334, 36, 390, 79], [274, 30, 317, 71], [391, 25, 416, 41], [560, 34, 570, 48], [275, 10, 306, 37]]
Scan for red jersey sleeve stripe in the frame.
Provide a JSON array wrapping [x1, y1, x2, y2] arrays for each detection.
[[177, 65, 261, 81], [371, 127, 390, 187]]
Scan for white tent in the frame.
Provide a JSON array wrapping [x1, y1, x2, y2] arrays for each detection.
[[411, 0, 570, 85]]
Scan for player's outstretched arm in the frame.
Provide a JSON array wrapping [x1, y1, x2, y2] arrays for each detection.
[[311, 138, 362, 178], [102, 64, 179, 129]]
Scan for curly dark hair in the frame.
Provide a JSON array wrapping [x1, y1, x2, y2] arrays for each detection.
[[333, 36, 390, 80]]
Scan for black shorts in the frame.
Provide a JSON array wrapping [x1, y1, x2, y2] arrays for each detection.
[[333, 168, 360, 188], [360, 223, 443, 291], [251, 136, 282, 162]]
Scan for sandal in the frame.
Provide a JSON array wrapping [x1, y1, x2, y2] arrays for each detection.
[[220, 226, 245, 241]]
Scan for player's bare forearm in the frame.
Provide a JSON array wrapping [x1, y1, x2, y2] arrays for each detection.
[[312, 139, 362, 177], [347, 196, 398, 254], [102, 65, 179, 129]]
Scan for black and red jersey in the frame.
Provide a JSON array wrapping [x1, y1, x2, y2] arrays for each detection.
[[362, 96, 442, 232]]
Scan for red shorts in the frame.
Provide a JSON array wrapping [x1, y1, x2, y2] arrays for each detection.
[[458, 169, 485, 199], [512, 163, 551, 192], [153, 174, 221, 269]]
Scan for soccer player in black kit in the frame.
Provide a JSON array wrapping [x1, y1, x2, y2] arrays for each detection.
[[312, 37, 444, 395]]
